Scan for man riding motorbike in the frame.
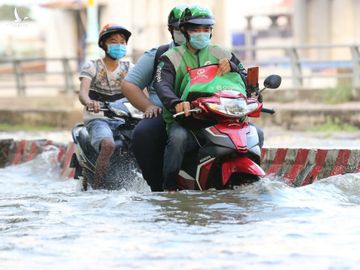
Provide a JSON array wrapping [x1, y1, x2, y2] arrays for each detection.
[[78, 24, 133, 189], [154, 5, 264, 192], [121, 5, 187, 191]]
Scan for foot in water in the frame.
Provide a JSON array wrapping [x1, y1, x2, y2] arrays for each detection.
[[93, 178, 104, 189], [164, 188, 177, 194]]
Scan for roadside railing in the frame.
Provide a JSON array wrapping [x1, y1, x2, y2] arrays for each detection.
[[0, 44, 359, 98], [0, 57, 79, 96], [233, 43, 360, 98]]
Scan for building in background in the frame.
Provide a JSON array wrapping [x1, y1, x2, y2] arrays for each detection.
[[38, 0, 230, 64], [294, 0, 360, 59], [1, 0, 360, 77], [230, 0, 294, 62]]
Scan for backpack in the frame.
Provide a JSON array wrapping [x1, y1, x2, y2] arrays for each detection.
[[180, 64, 247, 101], [152, 44, 170, 78]]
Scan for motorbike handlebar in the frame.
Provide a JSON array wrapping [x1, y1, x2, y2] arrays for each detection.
[[87, 106, 129, 118], [86, 108, 108, 112], [261, 108, 275, 114], [173, 107, 275, 117], [173, 108, 202, 118]]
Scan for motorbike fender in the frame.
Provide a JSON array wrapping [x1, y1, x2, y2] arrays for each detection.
[[214, 123, 249, 152], [222, 156, 265, 186]]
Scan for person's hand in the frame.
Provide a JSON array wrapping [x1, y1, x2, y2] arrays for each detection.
[[175, 101, 191, 117], [144, 105, 162, 118], [86, 100, 101, 113], [217, 58, 231, 76]]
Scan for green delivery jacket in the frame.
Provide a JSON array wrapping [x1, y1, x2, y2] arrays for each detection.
[[153, 43, 247, 129]]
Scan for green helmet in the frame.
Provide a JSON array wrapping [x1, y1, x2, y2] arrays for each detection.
[[179, 5, 215, 27], [168, 5, 187, 28]]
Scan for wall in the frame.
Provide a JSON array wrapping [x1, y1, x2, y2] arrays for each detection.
[[294, 0, 360, 59], [97, 0, 231, 58]]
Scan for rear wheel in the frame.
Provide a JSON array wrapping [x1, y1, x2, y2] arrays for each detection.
[[81, 176, 88, 191], [82, 168, 95, 190]]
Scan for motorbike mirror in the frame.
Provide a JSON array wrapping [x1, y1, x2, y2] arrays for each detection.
[[263, 75, 282, 89]]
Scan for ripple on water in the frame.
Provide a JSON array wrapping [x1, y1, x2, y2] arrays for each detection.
[[0, 151, 360, 269]]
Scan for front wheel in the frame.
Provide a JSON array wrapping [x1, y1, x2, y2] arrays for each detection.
[[228, 173, 260, 189]]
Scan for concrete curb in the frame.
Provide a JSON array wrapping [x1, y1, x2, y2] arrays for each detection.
[[60, 142, 75, 178], [1, 139, 359, 185], [261, 148, 360, 186], [0, 139, 74, 178]]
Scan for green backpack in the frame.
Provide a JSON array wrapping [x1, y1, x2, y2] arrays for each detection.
[[180, 64, 247, 101]]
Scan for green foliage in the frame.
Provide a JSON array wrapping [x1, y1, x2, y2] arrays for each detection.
[[308, 117, 358, 132], [322, 84, 353, 104], [0, 123, 56, 132], [0, 5, 31, 21]]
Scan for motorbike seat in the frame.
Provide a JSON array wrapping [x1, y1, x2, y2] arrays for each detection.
[[78, 127, 95, 154], [114, 138, 124, 149], [79, 127, 124, 150]]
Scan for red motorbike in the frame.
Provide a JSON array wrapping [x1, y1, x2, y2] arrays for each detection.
[[174, 69, 281, 190]]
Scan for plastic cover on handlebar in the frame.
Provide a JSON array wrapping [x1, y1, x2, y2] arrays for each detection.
[[261, 108, 275, 114], [173, 108, 202, 118]]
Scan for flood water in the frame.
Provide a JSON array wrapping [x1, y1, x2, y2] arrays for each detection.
[[1, 129, 360, 269]]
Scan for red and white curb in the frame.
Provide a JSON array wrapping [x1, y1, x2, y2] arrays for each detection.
[[0, 139, 75, 178], [59, 142, 75, 178], [261, 148, 360, 186], [1, 139, 359, 185]]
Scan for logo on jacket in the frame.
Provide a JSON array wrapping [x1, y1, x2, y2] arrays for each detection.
[[193, 68, 208, 81]]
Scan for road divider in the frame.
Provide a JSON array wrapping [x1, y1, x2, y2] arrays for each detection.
[[1, 139, 359, 186], [261, 148, 360, 186]]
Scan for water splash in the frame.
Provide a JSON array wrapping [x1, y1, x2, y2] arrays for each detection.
[[1, 156, 360, 269]]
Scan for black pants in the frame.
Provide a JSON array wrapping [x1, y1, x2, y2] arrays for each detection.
[[131, 117, 264, 192], [131, 116, 167, 191]]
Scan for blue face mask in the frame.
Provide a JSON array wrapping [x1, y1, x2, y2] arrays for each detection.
[[107, 44, 127, 59], [189, 32, 211, 50]]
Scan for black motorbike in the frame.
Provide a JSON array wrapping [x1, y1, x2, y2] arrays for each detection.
[[70, 98, 143, 190]]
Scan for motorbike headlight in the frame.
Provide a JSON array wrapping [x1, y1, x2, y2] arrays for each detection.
[[206, 97, 248, 118]]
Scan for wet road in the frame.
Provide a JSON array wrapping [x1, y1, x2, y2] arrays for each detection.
[[0, 129, 359, 269]]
